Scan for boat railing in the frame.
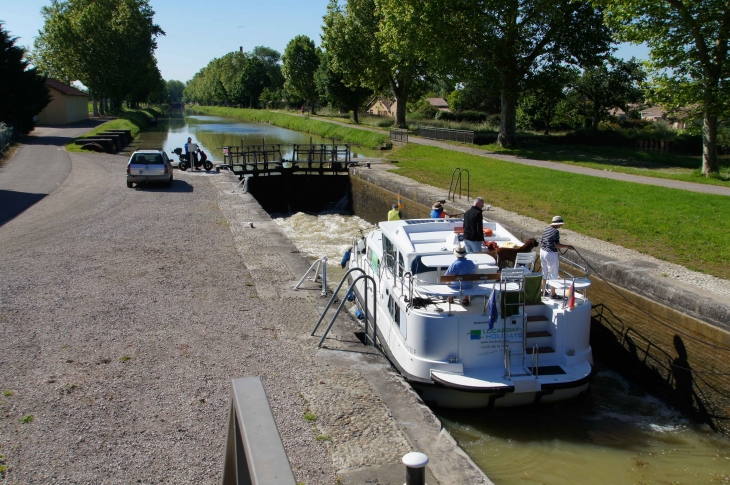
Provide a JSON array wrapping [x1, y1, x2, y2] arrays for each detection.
[[292, 256, 328, 297], [504, 346, 512, 379], [558, 253, 589, 278]]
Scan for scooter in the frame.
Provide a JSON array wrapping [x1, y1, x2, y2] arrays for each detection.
[[172, 147, 213, 171]]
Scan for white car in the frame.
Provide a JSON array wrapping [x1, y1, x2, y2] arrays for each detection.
[[126, 149, 173, 188]]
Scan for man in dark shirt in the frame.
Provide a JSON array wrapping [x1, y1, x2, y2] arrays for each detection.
[[463, 197, 485, 253], [540, 215, 575, 299]]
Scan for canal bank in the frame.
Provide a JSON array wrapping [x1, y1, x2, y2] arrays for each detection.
[[211, 170, 491, 484], [350, 161, 730, 436]]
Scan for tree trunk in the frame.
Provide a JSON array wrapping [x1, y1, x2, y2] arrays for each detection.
[[702, 111, 719, 175], [92, 99, 99, 117], [310, 99, 316, 115], [498, 89, 517, 147], [393, 86, 407, 129], [99, 98, 106, 116], [353, 106, 359, 123]]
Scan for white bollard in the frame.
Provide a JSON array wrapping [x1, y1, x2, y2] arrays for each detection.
[[403, 452, 428, 485]]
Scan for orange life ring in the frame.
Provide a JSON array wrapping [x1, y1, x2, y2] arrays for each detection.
[[483, 228, 493, 237]]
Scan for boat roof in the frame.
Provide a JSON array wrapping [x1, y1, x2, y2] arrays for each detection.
[[377, 218, 522, 258]]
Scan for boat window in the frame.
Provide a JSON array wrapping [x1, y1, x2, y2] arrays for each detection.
[[383, 236, 396, 274], [398, 252, 405, 278], [388, 296, 400, 328], [368, 248, 379, 273]]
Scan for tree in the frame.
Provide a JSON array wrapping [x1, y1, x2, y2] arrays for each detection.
[[322, 0, 431, 128], [0, 23, 51, 134], [574, 57, 645, 129], [518, 66, 579, 134], [316, 51, 372, 122], [282, 35, 320, 114], [396, 0, 612, 146], [167, 80, 185, 102], [32, 0, 164, 113], [597, 0, 729, 175], [241, 56, 270, 108], [252, 46, 285, 90]]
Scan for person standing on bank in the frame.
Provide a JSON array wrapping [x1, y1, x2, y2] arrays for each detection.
[[388, 203, 401, 221], [184, 137, 198, 166], [463, 197, 485, 253], [540, 215, 575, 299]]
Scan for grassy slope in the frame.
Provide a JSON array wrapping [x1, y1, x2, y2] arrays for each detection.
[[481, 142, 730, 186], [192, 106, 392, 149], [65, 107, 162, 152], [388, 144, 730, 279]]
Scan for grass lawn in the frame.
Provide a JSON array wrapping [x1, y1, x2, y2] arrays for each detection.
[[387, 144, 730, 280], [481, 142, 730, 186], [192, 106, 392, 149], [66, 107, 162, 153]]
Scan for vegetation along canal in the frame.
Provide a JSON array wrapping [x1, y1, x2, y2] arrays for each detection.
[[146, 113, 730, 485], [126, 107, 383, 160]]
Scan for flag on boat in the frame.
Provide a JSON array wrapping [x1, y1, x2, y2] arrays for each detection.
[[566, 281, 575, 310], [397, 192, 403, 210], [486, 290, 497, 329]]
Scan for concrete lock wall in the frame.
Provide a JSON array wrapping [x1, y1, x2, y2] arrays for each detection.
[[350, 171, 730, 435]]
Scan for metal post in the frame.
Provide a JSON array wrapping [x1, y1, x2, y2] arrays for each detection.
[[320, 256, 328, 297], [403, 452, 428, 485]]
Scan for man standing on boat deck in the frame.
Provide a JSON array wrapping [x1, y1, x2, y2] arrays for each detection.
[[463, 197, 485, 253], [388, 203, 401, 221], [540, 216, 575, 299], [445, 244, 475, 305]]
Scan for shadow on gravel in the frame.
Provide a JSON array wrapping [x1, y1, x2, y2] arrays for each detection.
[[0, 189, 46, 227], [133, 180, 194, 193]]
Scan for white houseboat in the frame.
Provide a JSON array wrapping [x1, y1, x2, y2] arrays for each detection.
[[346, 218, 593, 408]]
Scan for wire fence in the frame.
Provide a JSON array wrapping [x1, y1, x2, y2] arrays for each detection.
[[416, 126, 474, 144], [0, 123, 17, 155]]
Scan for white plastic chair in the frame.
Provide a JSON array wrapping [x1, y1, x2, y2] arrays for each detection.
[[514, 252, 537, 273]]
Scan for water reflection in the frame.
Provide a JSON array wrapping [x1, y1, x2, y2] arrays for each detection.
[[128, 108, 382, 161]]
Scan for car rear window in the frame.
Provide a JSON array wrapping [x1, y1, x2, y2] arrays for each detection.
[[131, 153, 164, 164]]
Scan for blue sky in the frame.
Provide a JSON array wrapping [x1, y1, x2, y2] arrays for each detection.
[[2, 0, 650, 84]]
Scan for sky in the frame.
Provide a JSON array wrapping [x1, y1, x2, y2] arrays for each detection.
[[1, 0, 650, 84]]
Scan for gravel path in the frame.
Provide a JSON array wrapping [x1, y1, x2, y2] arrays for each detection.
[[0, 151, 334, 484]]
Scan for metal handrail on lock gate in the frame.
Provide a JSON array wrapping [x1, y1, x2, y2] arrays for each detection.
[[293, 256, 328, 297]]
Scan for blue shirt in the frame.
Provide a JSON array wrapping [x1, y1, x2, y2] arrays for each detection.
[[541, 226, 560, 252], [430, 209, 443, 218], [445, 258, 476, 289]]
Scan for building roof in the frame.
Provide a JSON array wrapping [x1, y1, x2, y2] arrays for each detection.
[[45, 78, 88, 97], [426, 97, 449, 109]]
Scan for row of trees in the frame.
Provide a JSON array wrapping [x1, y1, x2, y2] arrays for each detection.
[[317, 0, 727, 174], [31, 0, 165, 114]]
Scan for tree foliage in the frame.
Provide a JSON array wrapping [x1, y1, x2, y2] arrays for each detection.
[[0, 23, 51, 134], [167, 80, 185, 102], [517, 65, 579, 134], [597, 0, 729, 174], [31, 0, 164, 110], [315, 51, 372, 122], [282, 35, 321, 114]]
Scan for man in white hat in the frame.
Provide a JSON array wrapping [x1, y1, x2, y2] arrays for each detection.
[[540, 216, 575, 299], [444, 244, 476, 305]]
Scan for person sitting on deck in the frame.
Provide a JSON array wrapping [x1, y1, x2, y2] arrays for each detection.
[[430, 201, 444, 218], [444, 244, 476, 305]]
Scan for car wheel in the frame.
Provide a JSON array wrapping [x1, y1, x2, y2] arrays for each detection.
[[203, 161, 213, 171], [127, 180, 133, 188], [179, 161, 188, 171]]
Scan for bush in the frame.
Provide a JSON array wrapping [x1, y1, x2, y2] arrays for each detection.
[[435, 110, 489, 124]]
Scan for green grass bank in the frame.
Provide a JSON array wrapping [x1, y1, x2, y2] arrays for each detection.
[[387, 144, 730, 280], [192, 106, 392, 149], [66, 107, 163, 153]]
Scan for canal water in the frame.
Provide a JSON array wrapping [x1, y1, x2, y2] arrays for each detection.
[[126, 107, 383, 160], [147, 112, 730, 485]]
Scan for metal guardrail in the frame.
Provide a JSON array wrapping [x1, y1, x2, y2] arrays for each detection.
[[222, 377, 296, 485], [390, 128, 408, 143], [0, 123, 17, 154], [416, 127, 474, 144]]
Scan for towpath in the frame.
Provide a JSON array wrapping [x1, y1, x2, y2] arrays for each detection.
[[306, 114, 730, 197]]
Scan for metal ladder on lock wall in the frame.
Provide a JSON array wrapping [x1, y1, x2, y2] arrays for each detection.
[[501, 269, 529, 379]]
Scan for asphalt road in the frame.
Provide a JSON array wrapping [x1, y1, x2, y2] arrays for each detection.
[[0, 121, 104, 226]]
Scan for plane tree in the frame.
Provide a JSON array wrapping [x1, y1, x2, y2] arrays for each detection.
[[596, 0, 729, 175], [282, 35, 321, 114]]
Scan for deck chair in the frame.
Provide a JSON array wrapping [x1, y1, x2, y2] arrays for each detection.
[[514, 252, 537, 272]]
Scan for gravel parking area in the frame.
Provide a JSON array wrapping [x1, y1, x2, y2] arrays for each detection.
[[0, 152, 334, 484]]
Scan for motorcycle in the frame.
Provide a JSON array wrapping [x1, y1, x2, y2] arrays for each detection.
[[172, 147, 213, 172]]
